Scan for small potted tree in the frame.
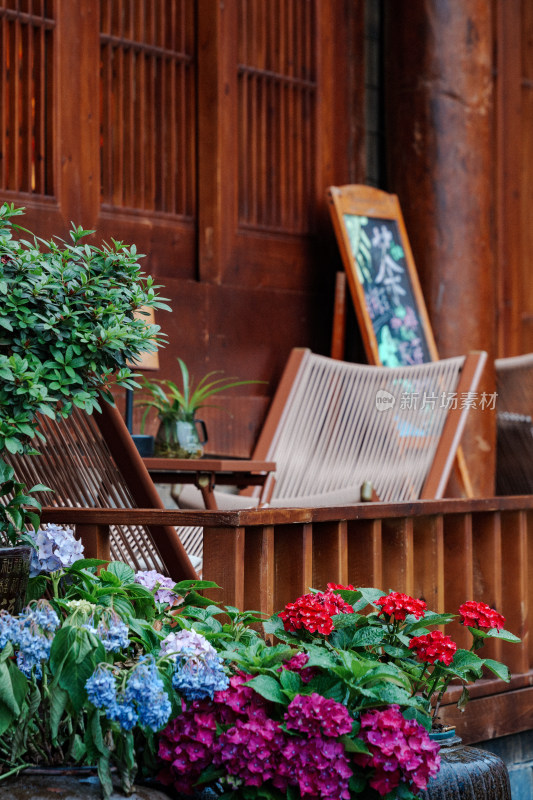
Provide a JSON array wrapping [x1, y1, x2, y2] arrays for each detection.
[[0, 202, 169, 609]]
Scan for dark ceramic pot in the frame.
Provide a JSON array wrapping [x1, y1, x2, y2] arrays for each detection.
[[418, 729, 512, 800], [0, 545, 31, 614]]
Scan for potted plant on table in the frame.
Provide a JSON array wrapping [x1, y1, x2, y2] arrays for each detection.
[[0, 201, 169, 608], [137, 358, 262, 458]]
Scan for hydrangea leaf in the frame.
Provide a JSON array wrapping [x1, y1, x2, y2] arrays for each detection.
[[246, 674, 286, 704]]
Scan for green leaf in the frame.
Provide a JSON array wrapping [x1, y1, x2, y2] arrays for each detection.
[[485, 628, 521, 643], [483, 658, 510, 682], [339, 734, 370, 753], [0, 661, 21, 715], [280, 669, 303, 695], [246, 675, 286, 705], [50, 684, 70, 740], [106, 560, 135, 583], [350, 625, 386, 647]]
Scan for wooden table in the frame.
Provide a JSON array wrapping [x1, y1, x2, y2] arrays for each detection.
[[143, 457, 276, 510]]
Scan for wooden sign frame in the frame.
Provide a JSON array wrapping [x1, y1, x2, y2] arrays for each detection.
[[326, 184, 439, 367]]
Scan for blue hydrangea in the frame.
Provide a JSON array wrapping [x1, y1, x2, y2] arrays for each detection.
[[137, 690, 172, 730], [84, 614, 130, 654], [172, 652, 229, 701], [124, 655, 172, 731], [28, 524, 84, 577], [86, 656, 172, 733], [108, 695, 138, 731], [8, 603, 59, 677], [0, 611, 14, 650], [86, 666, 118, 709]]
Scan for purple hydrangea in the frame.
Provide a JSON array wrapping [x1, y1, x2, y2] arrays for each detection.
[[284, 693, 353, 738], [28, 524, 84, 576], [134, 570, 180, 607], [160, 628, 216, 660]]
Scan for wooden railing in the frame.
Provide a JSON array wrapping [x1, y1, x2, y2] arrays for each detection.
[[40, 496, 533, 744]]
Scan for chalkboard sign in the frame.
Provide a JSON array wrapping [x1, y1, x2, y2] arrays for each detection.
[[327, 185, 438, 367]]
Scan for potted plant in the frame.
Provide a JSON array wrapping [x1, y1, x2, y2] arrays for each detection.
[[0, 202, 169, 604], [137, 358, 263, 458]]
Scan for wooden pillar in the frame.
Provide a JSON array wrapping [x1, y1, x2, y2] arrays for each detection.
[[384, 1, 495, 496]]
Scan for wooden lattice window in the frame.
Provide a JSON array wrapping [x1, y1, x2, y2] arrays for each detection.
[[0, 1, 54, 196], [100, 0, 196, 216], [237, 0, 317, 234]]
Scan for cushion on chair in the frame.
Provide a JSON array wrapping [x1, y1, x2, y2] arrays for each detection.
[[176, 482, 362, 510]]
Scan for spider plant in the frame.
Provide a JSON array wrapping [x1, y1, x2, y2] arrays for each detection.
[[137, 358, 263, 428]]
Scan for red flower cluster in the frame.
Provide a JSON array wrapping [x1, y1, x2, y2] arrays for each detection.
[[375, 592, 427, 621], [408, 630, 457, 666], [327, 582, 355, 591], [279, 591, 354, 635], [459, 601, 505, 631]]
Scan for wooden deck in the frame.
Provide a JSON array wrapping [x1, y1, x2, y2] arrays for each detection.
[[41, 495, 533, 744]]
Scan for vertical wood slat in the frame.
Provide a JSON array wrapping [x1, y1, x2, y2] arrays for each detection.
[[311, 520, 349, 590], [347, 519, 383, 590], [413, 514, 444, 612], [243, 525, 275, 619], [76, 523, 111, 563], [443, 513, 474, 649], [381, 517, 414, 595], [471, 512, 503, 663], [500, 510, 529, 674], [273, 523, 313, 612], [202, 525, 245, 610]]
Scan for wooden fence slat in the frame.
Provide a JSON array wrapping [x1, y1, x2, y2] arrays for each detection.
[[202, 525, 245, 609], [443, 512, 474, 649], [347, 519, 383, 589], [311, 520, 348, 590], [75, 523, 111, 562], [273, 522, 313, 611], [472, 511, 503, 663], [381, 517, 414, 595], [500, 510, 529, 674], [413, 514, 444, 612], [243, 524, 275, 618]]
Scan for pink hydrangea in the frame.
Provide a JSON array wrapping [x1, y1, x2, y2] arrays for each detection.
[[280, 652, 319, 683], [353, 705, 440, 795], [277, 735, 352, 800], [284, 693, 353, 738], [214, 717, 288, 790], [157, 699, 218, 795]]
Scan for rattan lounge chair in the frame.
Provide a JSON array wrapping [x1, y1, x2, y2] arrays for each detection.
[[177, 347, 487, 511], [5, 400, 198, 580]]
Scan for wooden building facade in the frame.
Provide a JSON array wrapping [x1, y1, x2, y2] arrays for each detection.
[[1, 0, 532, 492]]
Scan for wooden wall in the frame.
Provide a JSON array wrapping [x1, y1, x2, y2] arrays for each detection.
[[0, 0, 365, 456]]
